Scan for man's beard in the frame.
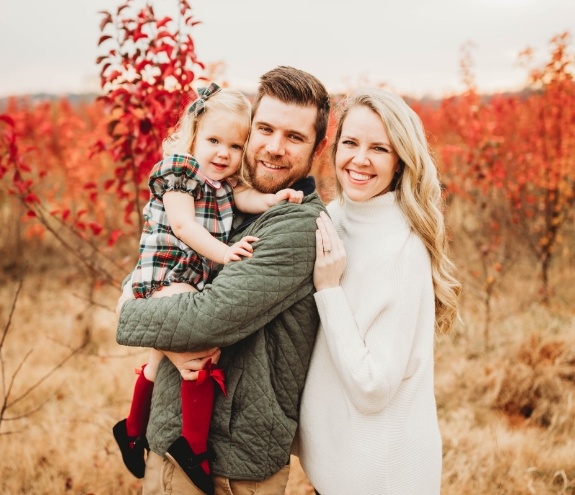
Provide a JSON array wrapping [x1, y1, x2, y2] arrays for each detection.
[[245, 153, 312, 194]]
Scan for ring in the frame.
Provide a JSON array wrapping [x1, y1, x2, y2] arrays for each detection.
[[324, 249, 332, 254]]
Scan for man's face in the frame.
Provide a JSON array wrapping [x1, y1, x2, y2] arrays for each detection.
[[245, 96, 324, 193]]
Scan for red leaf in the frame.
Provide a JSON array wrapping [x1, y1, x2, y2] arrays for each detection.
[[156, 16, 172, 28], [107, 70, 123, 82], [0, 114, 15, 127], [133, 32, 148, 42], [135, 59, 151, 72], [108, 229, 122, 247], [88, 222, 103, 235], [98, 35, 113, 46], [26, 210, 37, 218], [24, 193, 40, 204], [99, 14, 112, 31]]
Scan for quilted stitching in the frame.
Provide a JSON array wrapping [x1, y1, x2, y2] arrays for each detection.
[[117, 192, 325, 480]]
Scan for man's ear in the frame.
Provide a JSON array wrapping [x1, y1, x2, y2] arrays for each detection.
[[313, 137, 328, 158]]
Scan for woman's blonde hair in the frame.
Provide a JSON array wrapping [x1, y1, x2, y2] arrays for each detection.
[[162, 86, 251, 157], [332, 87, 461, 335]]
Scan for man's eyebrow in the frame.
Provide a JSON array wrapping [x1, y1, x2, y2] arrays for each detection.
[[253, 118, 271, 127], [253, 120, 310, 140]]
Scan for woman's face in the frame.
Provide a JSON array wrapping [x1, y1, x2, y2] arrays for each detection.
[[335, 105, 399, 202]]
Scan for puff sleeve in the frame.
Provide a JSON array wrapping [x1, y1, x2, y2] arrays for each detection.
[[148, 154, 205, 202]]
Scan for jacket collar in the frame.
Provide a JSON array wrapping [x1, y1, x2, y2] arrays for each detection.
[[232, 176, 317, 235]]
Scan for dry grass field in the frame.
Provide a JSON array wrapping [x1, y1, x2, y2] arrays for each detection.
[[0, 236, 574, 495]]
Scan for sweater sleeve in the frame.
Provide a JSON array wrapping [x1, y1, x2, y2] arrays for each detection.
[[313, 236, 431, 414], [116, 198, 323, 352]]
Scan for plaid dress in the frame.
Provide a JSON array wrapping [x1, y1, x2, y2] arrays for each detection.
[[131, 154, 235, 298]]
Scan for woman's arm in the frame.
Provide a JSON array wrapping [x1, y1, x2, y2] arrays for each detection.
[[163, 191, 257, 264], [312, 213, 429, 414], [233, 185, 303, 214]]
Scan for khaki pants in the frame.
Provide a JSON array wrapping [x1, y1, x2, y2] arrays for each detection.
[[142, 451, 290, 495]]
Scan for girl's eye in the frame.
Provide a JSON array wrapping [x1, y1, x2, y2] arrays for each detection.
[[341, 140, 356, 146], [232, 144, 243, 150], [209, 138, 218, 144]]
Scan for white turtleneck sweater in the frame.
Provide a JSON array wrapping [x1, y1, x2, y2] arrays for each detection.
[[297, 192, 441, 495]]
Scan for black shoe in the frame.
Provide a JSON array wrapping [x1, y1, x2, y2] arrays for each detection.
[[165, 436, 215, 495], [112, 418, 149, 479]]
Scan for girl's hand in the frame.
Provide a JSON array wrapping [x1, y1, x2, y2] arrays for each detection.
[[224, 236, 259, 263], [271, 188, 304, 206], [116, 282, 135, 317], [313, 211, 346, 291]]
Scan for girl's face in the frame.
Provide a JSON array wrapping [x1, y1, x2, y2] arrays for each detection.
[[192, 108, 249, 181], [335, 105, 400, 202]]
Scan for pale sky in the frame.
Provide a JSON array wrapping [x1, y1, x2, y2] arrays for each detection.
[[0, 0, 573, 99]]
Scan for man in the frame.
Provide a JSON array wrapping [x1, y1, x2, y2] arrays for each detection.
[[116, 65, 330, 495]]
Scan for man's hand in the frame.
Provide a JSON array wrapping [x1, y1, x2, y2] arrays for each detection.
[[163, 348, 222, 381], [116, 282, 135, 317]]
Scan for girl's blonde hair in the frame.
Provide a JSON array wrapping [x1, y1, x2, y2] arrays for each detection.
[[162, 86, 251, 157], [332, 87, 461, 335]]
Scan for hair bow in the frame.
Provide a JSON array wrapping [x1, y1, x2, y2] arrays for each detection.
[[188, 82, 222, 116]]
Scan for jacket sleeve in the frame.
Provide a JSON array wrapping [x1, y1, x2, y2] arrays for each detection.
[[312, 235, 433, 414], [116, 199, 322, 352]]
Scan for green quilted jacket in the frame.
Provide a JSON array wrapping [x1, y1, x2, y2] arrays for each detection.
[[116, 189, 325, 481]]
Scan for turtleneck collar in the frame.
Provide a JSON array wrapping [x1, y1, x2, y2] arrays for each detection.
[[338, 191, 410, 229]]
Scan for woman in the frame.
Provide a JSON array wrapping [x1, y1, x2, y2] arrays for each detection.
[[297, 88, 461, 494]]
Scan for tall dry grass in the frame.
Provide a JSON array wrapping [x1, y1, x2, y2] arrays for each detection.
[[0, 240, 574, 494]]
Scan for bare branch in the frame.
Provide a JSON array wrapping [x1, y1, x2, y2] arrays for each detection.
[[3, 349, 34, 415], [6, 338, 88, 411], [0, 275, 26, 424], [0, 275, 24, 349]]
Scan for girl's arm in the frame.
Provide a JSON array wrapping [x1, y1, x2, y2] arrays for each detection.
[[163, 191, 257, 264], [233, 185, 304, 214]]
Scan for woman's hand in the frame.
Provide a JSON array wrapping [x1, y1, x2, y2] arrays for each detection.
[[313, 211, 346, 291]]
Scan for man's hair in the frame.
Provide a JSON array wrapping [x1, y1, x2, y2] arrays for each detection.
[[251, 66, 331, 150]]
